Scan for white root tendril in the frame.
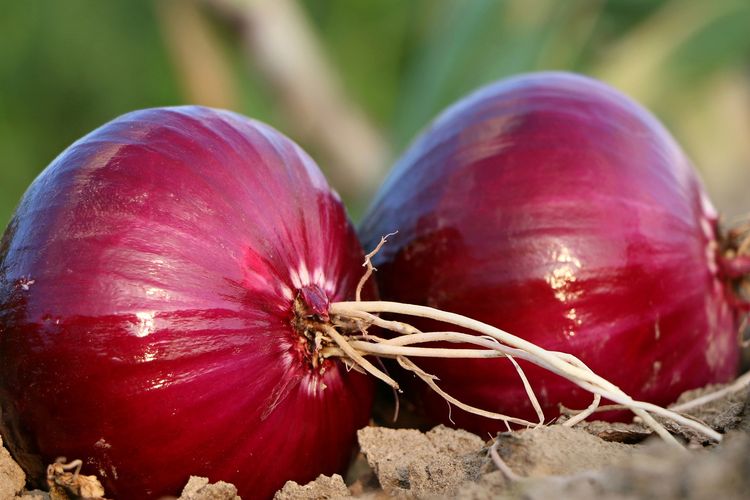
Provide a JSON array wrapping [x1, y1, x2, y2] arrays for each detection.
[[561, 394, 602, 427], [396, 356, 539, 428], [346, 329, 547, 426], [506, 354, 545, 426], [322, 324, 399, 390], [330, 300, 722, 448], [669, 370, 750, 412], [489, 440, 522, 482], [355, 231, 397, 302]]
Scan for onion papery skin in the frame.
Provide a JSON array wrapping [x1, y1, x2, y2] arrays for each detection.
[[0, 106, 374, 499], [360, 72, 740, 435]]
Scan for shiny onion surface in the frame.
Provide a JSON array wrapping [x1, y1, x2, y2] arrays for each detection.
[[0, 106, 374, 499], [360, 72, 741, 435]]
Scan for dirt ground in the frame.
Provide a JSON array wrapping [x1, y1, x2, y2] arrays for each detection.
[[1, 379, 748, 500]]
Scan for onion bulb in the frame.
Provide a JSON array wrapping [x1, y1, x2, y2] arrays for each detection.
[[359, 72, 743, 435], [0, 106, 374, 498]]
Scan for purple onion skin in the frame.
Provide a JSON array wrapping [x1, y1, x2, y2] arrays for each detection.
[[0, 107, 374, 499], [360, 72, 740, 435]]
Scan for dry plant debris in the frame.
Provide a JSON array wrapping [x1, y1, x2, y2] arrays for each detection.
[[46, 458, 107, 500]]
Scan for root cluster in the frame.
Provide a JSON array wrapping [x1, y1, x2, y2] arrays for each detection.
[[314, 234, 750, 450]]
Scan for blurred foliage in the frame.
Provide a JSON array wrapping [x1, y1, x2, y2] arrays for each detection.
[[0, 0, 178, 226], [2, 0, 750, 228]]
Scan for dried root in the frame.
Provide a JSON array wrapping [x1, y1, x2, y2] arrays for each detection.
[[355, 231, 397, 302], [47, 457, 107, 500]]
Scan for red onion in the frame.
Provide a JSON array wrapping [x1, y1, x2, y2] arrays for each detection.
[[0, 106, 374, 498], [359, 72, 743, 435]]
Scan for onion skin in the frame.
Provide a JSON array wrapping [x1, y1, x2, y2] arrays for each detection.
[[360, 72, 740, 435], [0, 107, 374, 498]]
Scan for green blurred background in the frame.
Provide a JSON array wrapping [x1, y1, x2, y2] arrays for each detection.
[[2, 0, 750, 228]]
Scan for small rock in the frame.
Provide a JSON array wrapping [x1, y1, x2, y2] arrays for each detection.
[[357, 425, 484, 498], [514, 431, 750, 500], [491, 425, 634, 478], [455, 427, 750, 500], [179, 476, 240, 500], [573, 420, 652, 443], [1, 435, 26, 499], [665, 382, 749, 442], [274, 474, 350, 500], [15, 492, 48, 500]]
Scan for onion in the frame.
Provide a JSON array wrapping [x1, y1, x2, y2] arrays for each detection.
[[359, 72, 743, 435], [0, 106, 374, 499]]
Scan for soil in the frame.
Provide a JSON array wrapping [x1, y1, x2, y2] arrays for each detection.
[[1, 380, 748, 499], [0, 435, 25, 499]]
